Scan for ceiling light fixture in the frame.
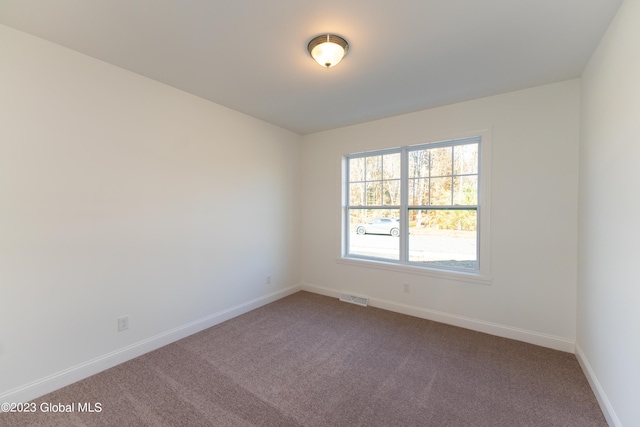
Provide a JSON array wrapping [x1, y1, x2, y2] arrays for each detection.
[[307, 34, 349, 68]]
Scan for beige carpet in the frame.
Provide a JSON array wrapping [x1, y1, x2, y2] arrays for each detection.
[[1, 291, 606, 426]]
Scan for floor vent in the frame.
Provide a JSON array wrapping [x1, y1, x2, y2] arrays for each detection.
[[339, 293, 369, 307]]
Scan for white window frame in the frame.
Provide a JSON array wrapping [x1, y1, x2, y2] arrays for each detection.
[[340, 132, 491, 285]]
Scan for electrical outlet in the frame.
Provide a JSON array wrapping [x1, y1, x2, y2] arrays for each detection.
[[117, 315, 129, 332], [266, 275, 271, 285], [403, 283, 411, 293]]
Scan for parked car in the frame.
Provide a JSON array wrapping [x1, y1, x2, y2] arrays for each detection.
[[355, 218, 400, 236]]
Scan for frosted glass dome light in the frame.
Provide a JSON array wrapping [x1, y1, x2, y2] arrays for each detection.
[[308, 34, 349, 68]]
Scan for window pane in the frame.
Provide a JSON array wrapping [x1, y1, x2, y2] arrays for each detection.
[[429, 147, 452, 177], [366, 182, 382, 205], [408, 178, 429, 206], [366, 156, 382, 180], [454, 143, 478, 175], [409, 150, 429, 178], [430, 177, 452, 205], [383, 153, 401, 179], [453, 176, 478, 205], [408, 209, 477, 269], [383, 180, 401, 205], [349, 209, 400, 260], [349, 157, 365, 182], [349, 183, 365, 206]]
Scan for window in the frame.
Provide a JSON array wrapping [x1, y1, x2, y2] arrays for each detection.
[[344, 136, 488, 276]]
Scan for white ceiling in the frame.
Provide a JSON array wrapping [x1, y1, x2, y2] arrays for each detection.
[[0, 0, 622, 135]]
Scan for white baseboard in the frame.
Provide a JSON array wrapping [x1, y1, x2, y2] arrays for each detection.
[[302, 283, 575, 353], [0, 284, 302, 405], [575, 343, 621, 427]]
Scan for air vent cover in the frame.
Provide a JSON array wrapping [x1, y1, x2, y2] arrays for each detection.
[[339, 293, 369, 307]]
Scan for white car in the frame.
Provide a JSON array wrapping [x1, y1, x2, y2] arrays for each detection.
[[355, 218, 400, 237]]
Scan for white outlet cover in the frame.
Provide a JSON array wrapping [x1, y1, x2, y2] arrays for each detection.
[[117, 316, 129, 331]]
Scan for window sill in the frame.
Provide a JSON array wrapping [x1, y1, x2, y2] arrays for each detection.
[[336, 256, 492, 285]]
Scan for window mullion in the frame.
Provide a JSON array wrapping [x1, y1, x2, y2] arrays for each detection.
[[399, 148, 409, 262], [450, 148, 455, 205]]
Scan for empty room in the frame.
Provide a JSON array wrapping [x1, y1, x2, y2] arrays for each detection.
[[1, 1, 638, 426]]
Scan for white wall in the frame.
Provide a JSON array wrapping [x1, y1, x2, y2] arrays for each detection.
[[0, 25, 301, 401], [301, 80, 580, 351], [578, 1, 640, 426]]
